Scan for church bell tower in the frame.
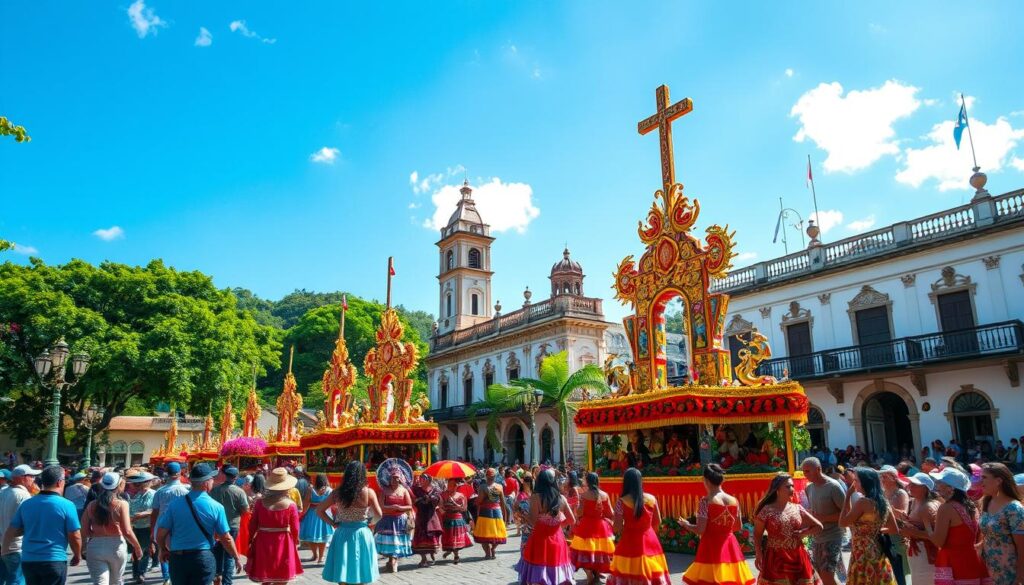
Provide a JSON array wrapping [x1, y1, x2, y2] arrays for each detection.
[[436, 180, 495, 334]]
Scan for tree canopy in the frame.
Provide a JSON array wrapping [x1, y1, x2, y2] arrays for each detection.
[[0, 258, 282, 450]]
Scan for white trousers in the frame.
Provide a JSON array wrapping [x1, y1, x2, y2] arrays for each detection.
[[86, 536, 128, 585]]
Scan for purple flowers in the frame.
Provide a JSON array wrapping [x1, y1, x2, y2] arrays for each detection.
[[220, 437, 267, 457]]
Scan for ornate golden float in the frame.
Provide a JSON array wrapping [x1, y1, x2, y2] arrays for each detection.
[[300, 262, 439, 487], [265, 347, 307, 467], [575, 85, 810, 520]]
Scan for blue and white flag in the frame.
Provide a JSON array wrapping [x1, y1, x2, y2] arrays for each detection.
[[953, 103, 968, 149]]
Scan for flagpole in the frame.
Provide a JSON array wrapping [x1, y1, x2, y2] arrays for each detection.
[[807, 154, 821, 225], [961, 93, 979, 170], [386, 256, 394, 310], [339, 297, 346, 339]]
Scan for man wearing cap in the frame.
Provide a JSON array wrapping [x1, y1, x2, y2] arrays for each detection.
[[800, 457, 847, 585], [0, 465, 42, 585], [151, 463, 189, 585], [156, 463, 241, 585], [1, 466, 81, 585], [209, 467, 247, 585], [127, 472, 157, 585], [63, 473, 89, 517]]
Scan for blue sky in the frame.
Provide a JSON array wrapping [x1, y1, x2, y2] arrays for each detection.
[[3, 1, 1023, 324]]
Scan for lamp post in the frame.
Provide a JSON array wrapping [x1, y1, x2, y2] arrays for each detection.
[[81, 404, 105, 469], [524, 387, 544, 465], [34, 339, 90, 466]]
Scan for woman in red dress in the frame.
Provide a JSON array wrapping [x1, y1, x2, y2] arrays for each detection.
[[679, 464, 755, 585], [562, 471, 582, 540], [923, 467, 991, 585], [570, 472, 615, 585], [608, 467, 671, 585], [245, 468, 303, 585], [752, 472, 823, 585], [440, 478, 473, 564], [515, 468, 576, 585]]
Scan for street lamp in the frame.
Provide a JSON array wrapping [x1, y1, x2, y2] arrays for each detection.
[[524, 387, 544, 465], [34, 338, 90, 466], [82, 404, 105, 469]]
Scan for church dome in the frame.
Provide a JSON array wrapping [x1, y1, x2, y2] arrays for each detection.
[[550, 247, 583, 276], [446, 180, 484, 227]]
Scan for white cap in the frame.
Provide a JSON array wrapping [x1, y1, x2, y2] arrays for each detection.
[[12, 464, 41, 478], [100, 472, 121, 490]]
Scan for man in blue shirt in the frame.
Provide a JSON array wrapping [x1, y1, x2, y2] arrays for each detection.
[[1, 466, 81, 585], [151, 462, 189, 585], [156, 464, 241, 585]]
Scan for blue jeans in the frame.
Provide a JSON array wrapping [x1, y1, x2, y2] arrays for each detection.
[[212, 529, 238, 585], [19, 561, 64, 585], [168, 550, 215, 585], [132, 528, 151, 579], [1, 553, 24, 585]]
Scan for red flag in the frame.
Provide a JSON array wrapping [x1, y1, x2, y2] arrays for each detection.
[[341, 294, 348, 311], [388, 258, 396, 276], [806, 159, 813, 188]]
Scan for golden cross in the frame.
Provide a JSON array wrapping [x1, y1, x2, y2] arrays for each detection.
[[637, 84, 693, 188]]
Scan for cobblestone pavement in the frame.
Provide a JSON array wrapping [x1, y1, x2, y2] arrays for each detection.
[[64, 540, 851, 585]]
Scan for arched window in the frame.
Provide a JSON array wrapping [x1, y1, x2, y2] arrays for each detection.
[[471, 294, 479, 316], [540, 427, 554, 464], [110, 440, 127, 467], [804, 406, 828, 457], [468, 248, 481, 269], [129, 441, 145, 465], [446, 250, 455, 271], [952, 391, 995, 448], [446, 294, 452, 317]]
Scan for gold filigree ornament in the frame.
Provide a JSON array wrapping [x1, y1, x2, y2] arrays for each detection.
[[363, 308, 419, 424]]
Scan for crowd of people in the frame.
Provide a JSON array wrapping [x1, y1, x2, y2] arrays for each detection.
[[1, 453, 1023, 585]]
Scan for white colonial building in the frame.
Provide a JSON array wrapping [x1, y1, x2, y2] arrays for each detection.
[[426, 180, 626, 465], [713, 180, 1024, 462]]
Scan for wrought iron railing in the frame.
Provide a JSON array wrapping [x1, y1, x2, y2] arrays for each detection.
[[756, 320, 1024, 380], [432, 295, 603, 351]]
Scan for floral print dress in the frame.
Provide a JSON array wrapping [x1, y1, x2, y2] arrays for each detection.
[[980, 500, 1024, 585], [846, 508, 896, 585]]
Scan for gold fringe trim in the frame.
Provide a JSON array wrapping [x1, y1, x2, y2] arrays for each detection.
[[578, 412, 806, 433]]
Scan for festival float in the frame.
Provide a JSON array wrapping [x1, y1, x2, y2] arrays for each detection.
[[265, 347, 307, 467], [575, 85, 810, 525], [148, 410, 187, 467], [185, 410, 220, 468], [219, 376, 270, 471], [300, 261, 439, 487]]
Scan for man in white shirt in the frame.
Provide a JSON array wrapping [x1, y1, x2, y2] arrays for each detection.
[[0, 465, 42, 585]]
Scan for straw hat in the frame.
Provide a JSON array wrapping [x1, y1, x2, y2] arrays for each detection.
[[266, 467, 297, 492]]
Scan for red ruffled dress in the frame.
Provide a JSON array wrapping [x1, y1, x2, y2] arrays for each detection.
[[244, 499, 303, 583], [934, 503, 992, 585], [608, 495, 671, 585], [569, 497, 615, 572], [683, 500, 755, 585], [755, 502, 821, 585], [516, 504, 575, 585]]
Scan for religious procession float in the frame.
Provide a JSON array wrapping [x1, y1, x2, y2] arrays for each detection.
[[218, 379, 271, 471], [184, 412, 220, 467], [265, 347, 307, 468], [575, 85, 810, 537], [148, 412, 187, 467], [300, 260, 439, 487]]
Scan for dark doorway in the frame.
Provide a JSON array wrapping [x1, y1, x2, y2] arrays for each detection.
[[506, 425, 525, 465], [938, 291, 978, 355], [862, 392, 912, 464], [786, 322, 814, 377], [856, 307, 894, 367]]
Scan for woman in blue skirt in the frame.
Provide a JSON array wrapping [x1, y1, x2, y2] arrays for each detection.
[[374, 459, 414, 573], [299, 473, 334, 564], [318, 461, 383, 585]]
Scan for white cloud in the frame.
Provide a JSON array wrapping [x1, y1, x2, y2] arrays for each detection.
[[310, 147, 340, 164], [847, 215, 877, 233], [93, 226, 125, 241], [733, 251, 758, 266], [785, 68, 794, 78], [895, 108, 1024, 191], [791, 80, 921, 173], [229, 20, 275, 44], [409, 165, 465, 195], [808, 210, 844, 235], [127, 0, 167, 38], [422, 177, 540, 234], [13, 244, 38, 255], [194, 27, 212, 47]]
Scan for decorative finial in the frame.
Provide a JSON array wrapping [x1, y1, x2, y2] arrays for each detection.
[[970, 167, 990, 199], [523, 286, 532, 306], [494, 300, 502, 316], [806, 219, 821, 248], [460, 179, 472, 198], [563, 246, 570, 259]]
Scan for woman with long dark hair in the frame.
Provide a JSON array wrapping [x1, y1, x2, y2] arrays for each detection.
[[753, 472, 822, 585], [298, 473, 333, 564], [81, 473, 144, 585], [925, 467, 990, 585], [897, 473, 940, 583], [978, 462, 1024, 585], [839, 468, 897, 585], [411, 474, 443, 567], [607, 468, 670, 585], [319, 461, 382, 585], [679, 464, 754, 585], [515, 468, 576, 585], [515, 474, 534, 550], [569, 472, 615, 584], [562, 471, 581, 540]]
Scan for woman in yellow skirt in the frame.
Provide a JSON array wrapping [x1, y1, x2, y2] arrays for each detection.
[[608, 468, 671, 585], [474, 468, 509, 560]]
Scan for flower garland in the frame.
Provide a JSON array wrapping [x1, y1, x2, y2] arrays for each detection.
[[220, 436, 267, 457], [575, 392, 808, 432]]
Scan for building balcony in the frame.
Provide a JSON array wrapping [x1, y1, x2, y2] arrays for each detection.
[[432, 295, 604, 352], [712, 189, 1024, 295], [756, 320, 1024, 381]]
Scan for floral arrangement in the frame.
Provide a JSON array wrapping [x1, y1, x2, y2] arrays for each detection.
[[659, 517, 755, 556], [575, 392, 809, 430], [220, 436, 267, 457]]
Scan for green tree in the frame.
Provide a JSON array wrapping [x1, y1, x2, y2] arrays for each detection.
[[469, 350, 610, 464], [0, 117, 30, 143], [230, 288, 284, 329], [0, 258, 282, 452]]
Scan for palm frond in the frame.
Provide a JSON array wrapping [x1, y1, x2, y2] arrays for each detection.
[[559, 365, 612, 401], [539, 350, 570, 390]]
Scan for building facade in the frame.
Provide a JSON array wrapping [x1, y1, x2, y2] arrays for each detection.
[[426, 181, 623, 465], [713, 184, 1024, 463]]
